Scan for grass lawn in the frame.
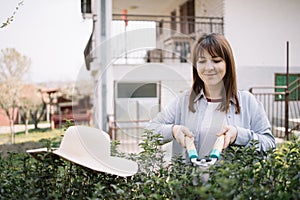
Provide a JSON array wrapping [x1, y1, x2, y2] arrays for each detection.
[[0, 128, 62, 145], [0, 128, 63, 157]]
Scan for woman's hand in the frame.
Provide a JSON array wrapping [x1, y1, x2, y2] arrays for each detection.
[[172, 125, 194, 148], [216, 125, 238, 149]]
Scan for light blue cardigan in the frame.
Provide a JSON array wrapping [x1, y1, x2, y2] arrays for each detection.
[[147, 90, 276, 159]]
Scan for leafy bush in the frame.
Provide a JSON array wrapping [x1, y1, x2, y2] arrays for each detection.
[[0, 131, 299, 199]]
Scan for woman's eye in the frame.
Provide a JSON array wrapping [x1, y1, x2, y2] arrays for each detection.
[[198, 60, 206, 64], [213, 59, 222, 63]]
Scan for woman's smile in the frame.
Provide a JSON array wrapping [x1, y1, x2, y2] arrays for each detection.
[[204, 73, 218, 76]]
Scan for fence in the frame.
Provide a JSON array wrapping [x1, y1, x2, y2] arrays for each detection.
[[108, 119, 149, 153], [249, 77, 300, 139]]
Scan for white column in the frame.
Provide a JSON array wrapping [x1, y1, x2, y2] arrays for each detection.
[[93, 0, 111, 131]]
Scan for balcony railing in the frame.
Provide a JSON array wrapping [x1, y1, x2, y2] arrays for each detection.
[[112, 14, 223, 64], [113, 14, 223, 35]]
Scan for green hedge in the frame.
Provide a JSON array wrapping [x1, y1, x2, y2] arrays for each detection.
[[0, 130, 299, 199]]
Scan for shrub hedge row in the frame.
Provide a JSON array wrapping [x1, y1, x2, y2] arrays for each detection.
[[0, 130, 299, 199]]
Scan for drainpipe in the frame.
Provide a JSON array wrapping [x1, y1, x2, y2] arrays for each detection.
[[285, 41, 290, 140], [100, 0, 107, 132]]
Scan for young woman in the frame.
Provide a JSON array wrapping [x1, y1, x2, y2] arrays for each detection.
[[147, 33, 275, 159]]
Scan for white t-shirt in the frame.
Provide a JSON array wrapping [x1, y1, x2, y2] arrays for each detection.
[[196, 101, 227, 158]]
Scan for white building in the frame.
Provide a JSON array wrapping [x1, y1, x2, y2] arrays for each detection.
[[79, 0, 300, 151]]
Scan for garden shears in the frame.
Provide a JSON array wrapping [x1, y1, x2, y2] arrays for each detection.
[[185, 135, 224, 167]]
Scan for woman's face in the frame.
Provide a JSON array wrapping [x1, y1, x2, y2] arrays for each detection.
[[196, 50, 226, 89]]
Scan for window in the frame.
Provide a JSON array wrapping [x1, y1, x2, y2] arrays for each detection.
[[81, 0, 92, 14], [180, 0, 195, 34], [171, 10, 177, 31], [275, 73, 300, 101], [117, 83, 157, 98], [158, 20, 164, 35]]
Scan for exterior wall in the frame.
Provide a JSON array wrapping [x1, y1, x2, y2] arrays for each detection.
[[160, 0, 224, 19], [0, 108, 18, 126], [108, 63, 192, 116], [237, 66, 300, 91], [161, 0, 187, 16], [0, 109, 10, 126], [195, 0, 223, 17], [224, 0, 300, 89]]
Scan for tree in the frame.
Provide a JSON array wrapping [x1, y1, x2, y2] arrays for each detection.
[[30, 88, 47, 130], [0, 48, 30, 143], [20, 84, 45, 134]]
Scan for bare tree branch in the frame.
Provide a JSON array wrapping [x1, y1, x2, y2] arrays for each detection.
[[0, 0, 24, 28]]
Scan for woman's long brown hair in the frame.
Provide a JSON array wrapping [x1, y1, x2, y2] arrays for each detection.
[[189, 33, 240, 114]]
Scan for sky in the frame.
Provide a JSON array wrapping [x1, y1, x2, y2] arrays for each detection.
[[0, 0, 92, 83]]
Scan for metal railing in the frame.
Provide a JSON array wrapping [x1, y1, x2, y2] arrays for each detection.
[[112, 14, 223, 64], [249, 77, 300, 139], [112, 14, 223, 35], [108, 119, 148, 153]]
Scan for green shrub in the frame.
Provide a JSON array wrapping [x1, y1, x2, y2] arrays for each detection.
[[0, 131, 299, 199]]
